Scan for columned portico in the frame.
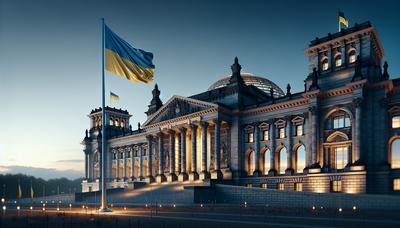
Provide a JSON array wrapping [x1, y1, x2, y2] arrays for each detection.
[[189, 124, 199, 181], [200, 122, 210, 180], [145, 136, 155, 183], [167, 129, 177, 182], [178, 127, 188, 181], [156, 133, 167, 183], [211, 120, 223, 180]]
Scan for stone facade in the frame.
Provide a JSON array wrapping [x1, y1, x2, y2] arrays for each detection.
[[82, 21, 400, 195]]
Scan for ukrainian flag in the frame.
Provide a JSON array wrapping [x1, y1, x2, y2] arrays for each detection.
[[110, 91, 119, 101], [339, 11, 349, 28], [105, 24, 155, 83]]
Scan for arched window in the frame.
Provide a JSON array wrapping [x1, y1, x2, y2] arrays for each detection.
[[391, 138, 400, 169], [349, 50, 356, 63], [121, 120, 125, 128], [264, 149, 271, 174], [278, 147, 287, 174], [248, 150, 255, 175], [335, 54, 342, 67], [115, 120, 119, 127], [110, 118, 114, 126], [322, 58, 329, 71], [296, 145, 306, 173]]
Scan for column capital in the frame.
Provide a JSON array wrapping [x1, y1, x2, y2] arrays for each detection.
[[308, 106, 318, 114], [200, 121, 209, 128], [353, 97, 363, 108], [189, 123, 198, 131]]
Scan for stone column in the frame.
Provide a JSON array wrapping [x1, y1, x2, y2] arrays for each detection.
[[131, 146, 135, 180], [146, 136, 155, 183], [212, 120, 223, 180], [84, 151, 89, 179], [309, 106, 320, 168], [178, 127, 188, 181], [124, 148, 128, 180], [116, 150, 120, 180], [353, 98, 362, 165], [189, 124, 199, 181], [286, 119, 294, 175], [268, 122, 277, 175], [200, 122, 210, 180], [139, 144, 144, 180], [156, 133, 166, 183], [253, 123, 262, 176], [167, 130, 177, 182]]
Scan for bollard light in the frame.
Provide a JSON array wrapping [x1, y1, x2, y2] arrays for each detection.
[[1, 198, 4, 203], [17, 206, 20, 210], [339, 208, 342, 212], [200, 204, 203, 207], [353, 206, 357, 210], [145, 204, 148, 207], [30, 206, 33, 210], [312, 206, 315, 210], [159, 204, 162, 208], [82, 205, 85, 209], [2, 206, 6, 210], [43, 203, 45, 207], [69, 203, 72, 208], [42, 207, 45, 211], [173, 204, 176, 208], [124, 206, 127, 210]]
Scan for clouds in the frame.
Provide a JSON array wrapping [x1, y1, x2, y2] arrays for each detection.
[[0, 165, 83, 180]]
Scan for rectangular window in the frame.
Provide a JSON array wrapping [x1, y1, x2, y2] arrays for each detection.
[[295, 183, 303, 192], [331, 180, 342, 192], [394, 179, 400, 191], [296, 125, 303, 136], [277, 183, 284, 190], [335, 146, 348, 169], [248, 132, 254, 143], [279, 128, 285, 139], [261, 183, 267, 189], [333, 116, 351, 129], [263, 130, 269, 141], [245, 183, 252, 188], [392, 116, 400, 128]]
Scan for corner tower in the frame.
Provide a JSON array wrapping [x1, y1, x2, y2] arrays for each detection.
[[304, 22, 384, 90]]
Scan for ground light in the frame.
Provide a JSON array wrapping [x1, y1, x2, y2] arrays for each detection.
[[30, 206, 33, 210], [17, 206, 20, 210], [2, 206, 6, 210], [339, 208, 343, 212], [353, 206, 357, 210], [200, 204, 203, 207], [173, 204, 176, 208], [312, 206, 315, 210], [57, 207, 60, 211], [1, 198, 4, 203]]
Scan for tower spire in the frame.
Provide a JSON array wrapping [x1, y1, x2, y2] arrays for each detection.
[[146, 83, 163, 116]]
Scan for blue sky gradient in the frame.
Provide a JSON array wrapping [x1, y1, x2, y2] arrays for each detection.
[[0, 0, 399, 179]]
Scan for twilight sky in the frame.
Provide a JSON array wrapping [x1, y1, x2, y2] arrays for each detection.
[[0, 0, 399, 179]]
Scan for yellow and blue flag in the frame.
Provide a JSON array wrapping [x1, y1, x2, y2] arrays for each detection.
[[105, 24, 155, 83], [339, 11, 349, 28], [110, 91, 119, 101]]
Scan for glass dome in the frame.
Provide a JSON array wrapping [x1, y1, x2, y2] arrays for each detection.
[[208, 73, 285, 98]]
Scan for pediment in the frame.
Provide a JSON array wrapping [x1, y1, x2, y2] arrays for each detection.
[[143, 95, 218, 126], [326, 131, 349, 143]]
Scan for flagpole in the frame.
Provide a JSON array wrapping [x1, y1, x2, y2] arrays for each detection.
[[100, 18, 111, 212]]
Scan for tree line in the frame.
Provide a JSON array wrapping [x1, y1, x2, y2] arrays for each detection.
[[0, 174, 82, 199]]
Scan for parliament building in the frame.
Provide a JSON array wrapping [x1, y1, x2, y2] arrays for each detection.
[[82, 22, 400, 195]]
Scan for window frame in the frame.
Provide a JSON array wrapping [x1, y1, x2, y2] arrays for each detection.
[[394, 179, 400, 191], [277, 183, 284, 191], [262, 130, 269, 141], [349, 50, 356, 64], [321, 58, 329, 71], [295, 183, 303, 192], [335, 55, 342, 67], [295, 124, 303, 136], [331, 180, 342, 193], [278, 127, 285, 139], [392, 116, 400, 129], [248, 132, 254, 143]]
